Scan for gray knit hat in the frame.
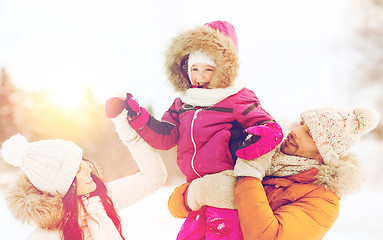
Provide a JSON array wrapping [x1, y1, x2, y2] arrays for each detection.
[[301, 107, 379, 164], [1, 134, 83, 196]]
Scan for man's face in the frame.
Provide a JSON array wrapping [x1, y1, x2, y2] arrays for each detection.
[[280, 119, 323, 162]]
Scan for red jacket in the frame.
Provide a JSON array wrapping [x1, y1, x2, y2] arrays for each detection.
[[136, 88, 275, 182]]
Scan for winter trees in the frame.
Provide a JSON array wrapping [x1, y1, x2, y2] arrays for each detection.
[[348, 0, 383, 137], [0, 68, 20, 142]]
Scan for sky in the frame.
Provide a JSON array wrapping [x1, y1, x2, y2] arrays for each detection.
[[0, 0, 354, 122]]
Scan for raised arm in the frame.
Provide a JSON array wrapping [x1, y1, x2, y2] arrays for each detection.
[[106, 110, 167, 211], [105, 93, 180, 150]]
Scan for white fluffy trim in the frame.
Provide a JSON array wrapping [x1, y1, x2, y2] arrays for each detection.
[[180, 83, 244, 107]]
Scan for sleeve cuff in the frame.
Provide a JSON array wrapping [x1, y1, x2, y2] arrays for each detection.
[[128, 107, 150, 130]]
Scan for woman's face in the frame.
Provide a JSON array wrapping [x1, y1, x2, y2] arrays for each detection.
[[280, 120, 323, 162], [76, 160, 97, 196], [190, 63, 215, 88]]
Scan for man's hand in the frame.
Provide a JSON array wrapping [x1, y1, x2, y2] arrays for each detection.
[[187, 170, 237, 211], [234, 149, 275, 180]]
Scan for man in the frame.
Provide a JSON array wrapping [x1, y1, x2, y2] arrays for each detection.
[[168, 106, 379, 240]]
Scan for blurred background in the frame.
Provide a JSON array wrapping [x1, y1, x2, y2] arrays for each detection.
[[0, 0, 382, 239]]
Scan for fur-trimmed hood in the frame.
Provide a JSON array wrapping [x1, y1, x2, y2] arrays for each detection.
[[236, 147, 364, 197], [315, 153, 364, 197], [6, 173, 64, 229], [165, 21, 239, 92]]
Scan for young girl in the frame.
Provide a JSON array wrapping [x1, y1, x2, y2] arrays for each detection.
[[2, 110, 167, 240], [105, 21, 283, 239]]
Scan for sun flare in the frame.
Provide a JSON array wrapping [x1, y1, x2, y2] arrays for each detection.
[[46, 83, 88, 110]]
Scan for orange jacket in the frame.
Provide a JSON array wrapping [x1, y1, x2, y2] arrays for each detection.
[[168, 168, 340, 239], [234, 168, 340, 240]]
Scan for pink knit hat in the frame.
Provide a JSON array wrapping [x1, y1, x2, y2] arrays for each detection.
[[301, 107, 379, 164]]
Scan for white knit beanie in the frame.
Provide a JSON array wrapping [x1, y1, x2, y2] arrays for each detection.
[[301, 107, 379, 164], [188, 49, 216, 80], [1, 134, 83, 196]]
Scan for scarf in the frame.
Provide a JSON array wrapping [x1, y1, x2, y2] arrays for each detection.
[[180, 82, 244, 107], [265, 147, 322, 177], [78, 196, 123, 240]]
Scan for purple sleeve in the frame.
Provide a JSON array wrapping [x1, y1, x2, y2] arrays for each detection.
[[233, 88, 275, 128], [135, 99, 180, 150]]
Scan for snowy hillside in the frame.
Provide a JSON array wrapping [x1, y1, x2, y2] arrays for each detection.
[[1, 138, 383, 240]]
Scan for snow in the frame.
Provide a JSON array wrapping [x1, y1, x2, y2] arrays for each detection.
[[1, 138, 383, 239], [2, 187, 383, 239]]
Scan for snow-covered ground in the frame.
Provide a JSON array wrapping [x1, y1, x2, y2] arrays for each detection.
[[1, 138, 383, 240], [2, 187, 383, 240]]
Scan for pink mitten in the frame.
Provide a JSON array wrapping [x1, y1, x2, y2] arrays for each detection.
[[124, 93, 150, 129], [105, 93, 142, 118], [124, 93, 140, 119], [105, 93, 149, 130], [235, 122, 283, 160], [105, 97, 126, 118]]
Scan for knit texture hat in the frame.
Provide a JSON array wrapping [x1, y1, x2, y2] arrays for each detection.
[[301, 107, 379, 164], [187, 49, 217, 80], [1, 134, 83, 196]]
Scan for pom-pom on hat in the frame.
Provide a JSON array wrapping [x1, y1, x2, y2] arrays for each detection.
[[301, 107, 379, 164], [1, 134, 83, 196]]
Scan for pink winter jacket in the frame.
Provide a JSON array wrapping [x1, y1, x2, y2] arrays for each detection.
[[135, 87, 275, 182], [129, 21, 280, 182]]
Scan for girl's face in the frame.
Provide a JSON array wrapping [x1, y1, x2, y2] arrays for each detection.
[[76, 160, 97, 196], [280, 120, 323, 162], [190, 63, 215, 89]]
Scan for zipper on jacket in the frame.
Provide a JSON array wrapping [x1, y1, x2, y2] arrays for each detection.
[[190, 109, 202, 178]]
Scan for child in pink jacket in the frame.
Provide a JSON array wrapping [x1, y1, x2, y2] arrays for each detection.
[[106, 21, 283, 239]]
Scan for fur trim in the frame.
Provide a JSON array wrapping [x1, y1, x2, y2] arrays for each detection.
[[239, 144, 364, 197], [6, 173, 64, 229], [165, 24, 239, 92], [315, 153, 364, 197]]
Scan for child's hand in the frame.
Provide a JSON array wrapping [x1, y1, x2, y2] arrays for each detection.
[[124, 93, 140, 119], [235, 122, 283, 160]]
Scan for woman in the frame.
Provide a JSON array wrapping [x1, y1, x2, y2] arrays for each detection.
[[2, 109, 167, 240]]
